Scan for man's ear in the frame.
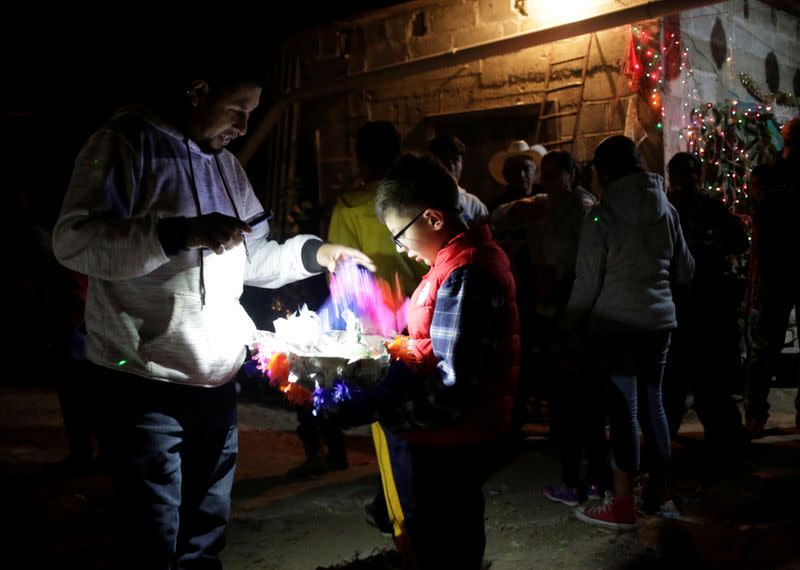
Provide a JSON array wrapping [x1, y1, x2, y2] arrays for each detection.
[[425, 209, 446, 230], [187, 80, 210, 108]]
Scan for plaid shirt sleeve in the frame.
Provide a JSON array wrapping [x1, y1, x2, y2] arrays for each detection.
[[428, 264, 507, 416], [347, 264, 508, 432]]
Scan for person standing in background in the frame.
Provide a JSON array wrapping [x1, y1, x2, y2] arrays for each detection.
[[567, 136, 694, 530], [743, 117, 800, 438], [428, 134, 488, 223], [664, 152, 749, 481]]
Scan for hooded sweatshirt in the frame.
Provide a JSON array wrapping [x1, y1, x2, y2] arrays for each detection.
[[565, 171, 694, 331], [328, 181, 426, 296], [52, 108, 321, 387]]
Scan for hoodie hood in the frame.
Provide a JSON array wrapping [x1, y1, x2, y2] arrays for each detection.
[[112, 105, 211, 157], [564, 169, 695, 333], [602, 171, 668, 225], [339, 180, 380, 208]]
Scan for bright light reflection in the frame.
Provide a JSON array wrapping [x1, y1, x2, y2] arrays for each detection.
[[526, 0, 617, 28]]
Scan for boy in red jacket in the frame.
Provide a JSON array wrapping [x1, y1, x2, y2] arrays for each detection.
[[336, 153, 520, 569]]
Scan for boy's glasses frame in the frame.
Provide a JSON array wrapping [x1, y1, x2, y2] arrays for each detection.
[[391, 209, 426, 247]]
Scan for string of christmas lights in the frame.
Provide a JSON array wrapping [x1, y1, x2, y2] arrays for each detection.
[[683, 101, 781, 214], [626, 22, 789, 216], [629, 23, 786, 215], [626, 23, 666, 128]]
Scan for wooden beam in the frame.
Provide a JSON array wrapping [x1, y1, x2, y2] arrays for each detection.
[[238, 0, 725, 165]]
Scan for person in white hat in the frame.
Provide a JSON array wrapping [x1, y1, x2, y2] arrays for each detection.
[[487, 140, 547, 212], [486, 140, 546, 433]]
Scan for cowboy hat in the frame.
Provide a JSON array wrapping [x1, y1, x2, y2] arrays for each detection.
[[488, 141, 547, 184]]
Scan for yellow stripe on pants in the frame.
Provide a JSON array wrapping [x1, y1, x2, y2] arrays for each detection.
[[370, 422, 406, 541]]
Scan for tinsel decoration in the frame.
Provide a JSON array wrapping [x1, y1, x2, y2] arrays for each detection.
[[254, 350, 313, 406], [384, 335, 418, 366], [313, 379, 355, 414], [740, 73, 800, 108]]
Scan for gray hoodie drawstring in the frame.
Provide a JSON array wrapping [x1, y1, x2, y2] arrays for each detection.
[[184, 139, 249, 307], [184, 138, 207, 307], [214, 155, 249, 260]]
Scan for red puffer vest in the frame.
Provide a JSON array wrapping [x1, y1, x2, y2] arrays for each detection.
[[403, 224, 520, 445]]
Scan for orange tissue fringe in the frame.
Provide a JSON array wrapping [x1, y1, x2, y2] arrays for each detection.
[[384, 335, 418, 366]]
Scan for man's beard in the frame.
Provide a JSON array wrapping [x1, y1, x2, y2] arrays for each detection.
[[196, 138, 225, 155]]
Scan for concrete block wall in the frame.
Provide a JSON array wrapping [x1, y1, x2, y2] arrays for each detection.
[[663, 0, 800, 164], [293, 0, 641, 204]]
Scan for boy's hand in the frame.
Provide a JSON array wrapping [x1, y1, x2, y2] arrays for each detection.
[[316, 243, 376, 273], [333, 361, 415, 429]]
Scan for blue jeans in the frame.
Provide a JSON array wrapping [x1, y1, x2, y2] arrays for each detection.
[[596, 330, 672, 475], [102, 368, 238, 570]]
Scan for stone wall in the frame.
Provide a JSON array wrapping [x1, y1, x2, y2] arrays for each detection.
[[291, 0, 643, 208]]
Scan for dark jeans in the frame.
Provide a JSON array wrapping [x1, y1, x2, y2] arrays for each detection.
[[295, 405, 347, 463], [548, 347, 609, 489], [664, 312, 745, 438], [597, 330, 672, 477], [392, 441, 493, 570], [57, 358, 105, 460], [103, 367, 238, 570], [745, 288, 800, 424]]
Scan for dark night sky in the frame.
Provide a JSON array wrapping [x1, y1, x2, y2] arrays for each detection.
[[3, 2, 411, 225], [3, 2, 412, 114]]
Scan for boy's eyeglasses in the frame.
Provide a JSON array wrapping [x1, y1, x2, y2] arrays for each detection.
[[391, 209, 426, 247]]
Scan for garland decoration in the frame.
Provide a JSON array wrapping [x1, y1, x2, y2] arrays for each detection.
[[740, 72, 800, 107]]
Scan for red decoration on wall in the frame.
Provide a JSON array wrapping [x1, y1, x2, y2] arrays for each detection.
[[624, 23, 665, 120], [622, 25, 643, 89], [663, 15, 682, 81]]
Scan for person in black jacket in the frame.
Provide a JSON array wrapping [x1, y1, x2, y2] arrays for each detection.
[[664, 152, 750, 479], [744, 117, 800, 438]]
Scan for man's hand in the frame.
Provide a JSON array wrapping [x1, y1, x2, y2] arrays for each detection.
[[316, 243, 376, 273], [185, 213, 252, 255]]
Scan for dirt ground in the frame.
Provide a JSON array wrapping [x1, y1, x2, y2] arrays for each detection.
[[2, 385, 800, 569]]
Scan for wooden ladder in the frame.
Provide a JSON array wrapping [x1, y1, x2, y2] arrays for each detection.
[[534, 33, 595, 150]]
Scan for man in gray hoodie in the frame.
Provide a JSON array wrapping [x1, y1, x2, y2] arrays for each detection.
[[567, 136, 694, 531], [52, 72, 373, 569]]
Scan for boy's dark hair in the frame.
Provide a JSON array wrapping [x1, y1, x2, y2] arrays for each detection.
[[593, 135, 642, 182], [428, 134, 466, 158], [667, 152, 700, 178], [541, 150, 576, 176], [376, 153, 460, 220], [356, 121, 402, 171]]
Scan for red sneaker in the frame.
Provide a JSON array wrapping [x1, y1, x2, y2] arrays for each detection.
[[575, 494, 636, 531]]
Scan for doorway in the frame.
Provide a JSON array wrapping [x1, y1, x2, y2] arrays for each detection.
[[421, 103, 547, 208]]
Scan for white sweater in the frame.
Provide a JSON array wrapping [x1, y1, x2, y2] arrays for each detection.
[[53, 109, 320, 387]]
